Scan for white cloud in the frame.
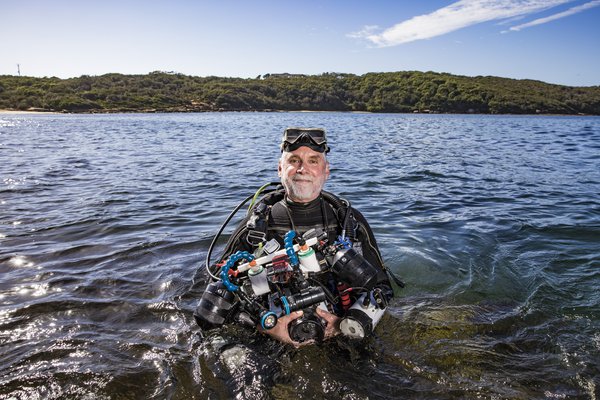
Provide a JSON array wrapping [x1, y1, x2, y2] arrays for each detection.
[[346, 25, 380, 40], [509, 0, 600, 31], [349, 0, 572, 47]]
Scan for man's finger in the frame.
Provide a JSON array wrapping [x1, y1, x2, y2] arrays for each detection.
[[315, 307, 335, 321], [287, 310, 303, 321]]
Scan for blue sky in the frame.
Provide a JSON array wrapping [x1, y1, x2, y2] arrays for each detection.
[[2, 0, 599, 86]]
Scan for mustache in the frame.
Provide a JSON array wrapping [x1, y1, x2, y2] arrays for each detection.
[[292, 177, 314, 183]]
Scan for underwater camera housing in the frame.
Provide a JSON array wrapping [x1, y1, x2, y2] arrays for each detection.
[[195, 230, 389, 341], [283, 286, 328, 342], [288, 306, 326, 342]]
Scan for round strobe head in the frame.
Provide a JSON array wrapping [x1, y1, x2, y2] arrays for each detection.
[[339, 316, 366, 339]]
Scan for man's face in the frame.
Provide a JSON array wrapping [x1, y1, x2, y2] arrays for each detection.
[[278, 146, 330, 203]]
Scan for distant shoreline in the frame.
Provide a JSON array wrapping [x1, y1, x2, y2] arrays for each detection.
[[0, 109, 59, 114], [0, 108, 596, 117], [2, 72, 599, 115]]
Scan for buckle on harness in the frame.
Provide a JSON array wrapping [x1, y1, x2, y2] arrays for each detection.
[[246, 230, 266, 246]]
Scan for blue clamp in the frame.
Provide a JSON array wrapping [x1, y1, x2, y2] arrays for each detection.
[[336, 235, 352, 249], [220, 250, 254, 292], [280, 296, 291, 315]]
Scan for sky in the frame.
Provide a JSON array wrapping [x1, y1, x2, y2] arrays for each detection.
[[2, 0, 600, 87]]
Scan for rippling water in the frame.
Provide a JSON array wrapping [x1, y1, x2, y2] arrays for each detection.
[[1, 112, 599, 399]]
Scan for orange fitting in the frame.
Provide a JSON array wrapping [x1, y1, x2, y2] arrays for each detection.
[[249, 260, 257, 267]]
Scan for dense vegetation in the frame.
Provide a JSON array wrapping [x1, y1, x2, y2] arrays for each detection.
[[1, 71, 599, 114]]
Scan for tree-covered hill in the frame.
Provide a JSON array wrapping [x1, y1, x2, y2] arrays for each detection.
[[1, 71, 599, 114]]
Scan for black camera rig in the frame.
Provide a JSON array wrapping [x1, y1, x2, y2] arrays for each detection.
[[195, 230, 389, 342]]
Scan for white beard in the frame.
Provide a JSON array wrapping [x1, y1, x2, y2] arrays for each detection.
[[285, 177, 323, 202]]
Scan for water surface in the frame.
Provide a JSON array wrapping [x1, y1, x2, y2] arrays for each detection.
[[1, 112, 599, 399]]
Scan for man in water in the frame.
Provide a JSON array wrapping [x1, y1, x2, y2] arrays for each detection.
[[197, 127, 397, 346]]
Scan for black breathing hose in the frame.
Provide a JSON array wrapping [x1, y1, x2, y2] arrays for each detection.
[[205, 183, 280, 278]]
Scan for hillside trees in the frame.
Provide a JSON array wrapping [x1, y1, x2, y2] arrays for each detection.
[[0, 71, 598, 114]]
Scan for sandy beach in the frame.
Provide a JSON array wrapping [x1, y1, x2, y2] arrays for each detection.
[[0, 109, 58, 114]]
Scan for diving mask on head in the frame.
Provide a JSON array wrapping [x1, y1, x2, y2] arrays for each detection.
[[281, 127, 330, 153]]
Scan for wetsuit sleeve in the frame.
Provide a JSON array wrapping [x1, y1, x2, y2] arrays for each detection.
[[351, 208, 394, 299], [351, 208, 385, 268]]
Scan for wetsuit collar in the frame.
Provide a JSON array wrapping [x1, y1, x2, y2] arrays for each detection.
[[284, 194, 322, 208]]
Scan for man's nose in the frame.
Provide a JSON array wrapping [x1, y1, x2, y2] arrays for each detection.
[[296, 163, 305, 172]]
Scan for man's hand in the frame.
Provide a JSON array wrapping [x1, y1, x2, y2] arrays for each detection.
[[258, 311, 313, 348], [259, 308, 342, 346], [315, 307, 341, 339]]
